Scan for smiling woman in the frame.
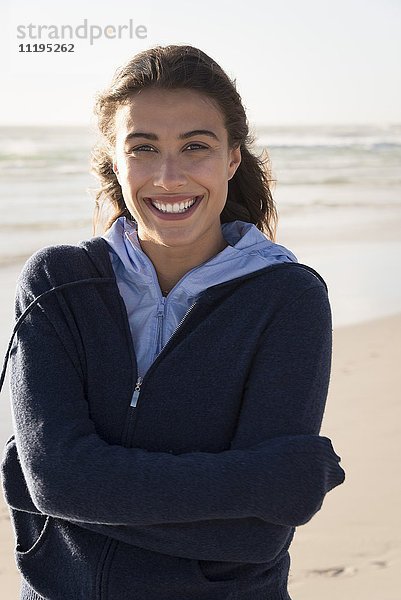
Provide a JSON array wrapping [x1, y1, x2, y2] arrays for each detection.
[[1, 44, 345, 600], [109, 87, 243, 290], [91, 46, 277, 237]]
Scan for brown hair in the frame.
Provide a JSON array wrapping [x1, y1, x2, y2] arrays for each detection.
[[91, 45, 277, 239]]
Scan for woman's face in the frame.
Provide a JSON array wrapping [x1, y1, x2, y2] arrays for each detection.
[[112, 88, 241, 251]]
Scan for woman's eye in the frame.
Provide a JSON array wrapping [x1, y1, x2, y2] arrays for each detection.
[[129, 145, 156, 154], [185, 143, 207, 151]]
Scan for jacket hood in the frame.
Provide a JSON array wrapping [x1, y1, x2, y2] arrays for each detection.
[[102, 217, 298, 300]]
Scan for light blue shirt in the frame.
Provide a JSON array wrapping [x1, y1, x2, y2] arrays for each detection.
[[102, 217, 298, 381]]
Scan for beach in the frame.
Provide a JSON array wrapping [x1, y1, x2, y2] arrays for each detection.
[[1, 123, 400, 598], [289, 312, 401, 599], [1, 299, 400, 598]]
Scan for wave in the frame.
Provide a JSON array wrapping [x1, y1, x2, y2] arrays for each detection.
[[253, 124, 401, 150], [0, 162, 90, 176], [0, 219, 92, 232]]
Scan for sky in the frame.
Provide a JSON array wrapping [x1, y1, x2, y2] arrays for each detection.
[[1, 0, 400, 127]]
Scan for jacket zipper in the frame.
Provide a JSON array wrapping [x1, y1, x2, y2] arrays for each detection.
[[129, 300, 197, 410], [130, 376, 143, 408]]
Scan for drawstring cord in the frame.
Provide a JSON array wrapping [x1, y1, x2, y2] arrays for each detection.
[[0, 278, 115, 395]]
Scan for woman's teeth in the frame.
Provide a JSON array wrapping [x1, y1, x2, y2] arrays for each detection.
[[151, 197, 198, 213]]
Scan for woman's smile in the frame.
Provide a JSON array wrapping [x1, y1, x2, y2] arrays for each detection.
[[145, 194, 204, 219]]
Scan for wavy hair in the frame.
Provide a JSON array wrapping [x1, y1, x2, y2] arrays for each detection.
[[91, 45, 277, 239]]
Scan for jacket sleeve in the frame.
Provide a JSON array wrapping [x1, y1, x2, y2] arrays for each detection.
[[7, 278, 344, 530], [230, 282, 335, 447]]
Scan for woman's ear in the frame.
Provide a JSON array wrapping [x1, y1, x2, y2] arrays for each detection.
[[228, 146, 241, 180], [112, 161, 120, 182]]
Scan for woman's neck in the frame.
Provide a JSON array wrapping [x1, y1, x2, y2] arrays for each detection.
[[139, 234, 228, 295]]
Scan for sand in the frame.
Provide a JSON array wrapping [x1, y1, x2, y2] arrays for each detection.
[[289, 312, 401, 599], [1, 236, 400, 598]]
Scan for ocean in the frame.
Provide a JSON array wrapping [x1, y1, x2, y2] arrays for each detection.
[[0, 123, 401, 324], [254, 123, 401, 211]]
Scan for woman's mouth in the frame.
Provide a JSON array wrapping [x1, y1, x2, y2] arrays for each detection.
[[145, 195, 204, 220]]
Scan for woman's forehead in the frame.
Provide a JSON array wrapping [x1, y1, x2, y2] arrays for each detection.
[[114, 88, 225, 135]]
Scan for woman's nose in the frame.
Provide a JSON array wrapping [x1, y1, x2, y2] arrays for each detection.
[[153, 156, 187, 190]]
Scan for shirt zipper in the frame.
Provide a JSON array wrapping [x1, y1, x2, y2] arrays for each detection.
[[154, 297, 166, 360]]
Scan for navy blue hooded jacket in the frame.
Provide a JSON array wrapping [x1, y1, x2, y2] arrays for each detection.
[[0, 235, 345, 600]]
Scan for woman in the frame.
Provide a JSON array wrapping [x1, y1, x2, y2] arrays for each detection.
[[1, 45, 345, 600]]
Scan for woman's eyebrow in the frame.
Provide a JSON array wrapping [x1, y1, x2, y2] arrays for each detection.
[[124, 129, 219, 143], [179, 130, 219, 141]]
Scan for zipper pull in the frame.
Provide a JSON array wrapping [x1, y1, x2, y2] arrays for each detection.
[[130, 376, 143, 407]]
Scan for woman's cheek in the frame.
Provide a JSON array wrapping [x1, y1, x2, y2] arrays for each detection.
[[127, 161, 154, 182]]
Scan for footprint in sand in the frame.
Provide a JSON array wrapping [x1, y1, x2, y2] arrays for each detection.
[[307, 566, 358, 577], [307, 560, 389, 578], [370, 560, 388, 569]]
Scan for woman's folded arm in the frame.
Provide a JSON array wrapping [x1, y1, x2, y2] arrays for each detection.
[[2, 431, 341, 561]]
